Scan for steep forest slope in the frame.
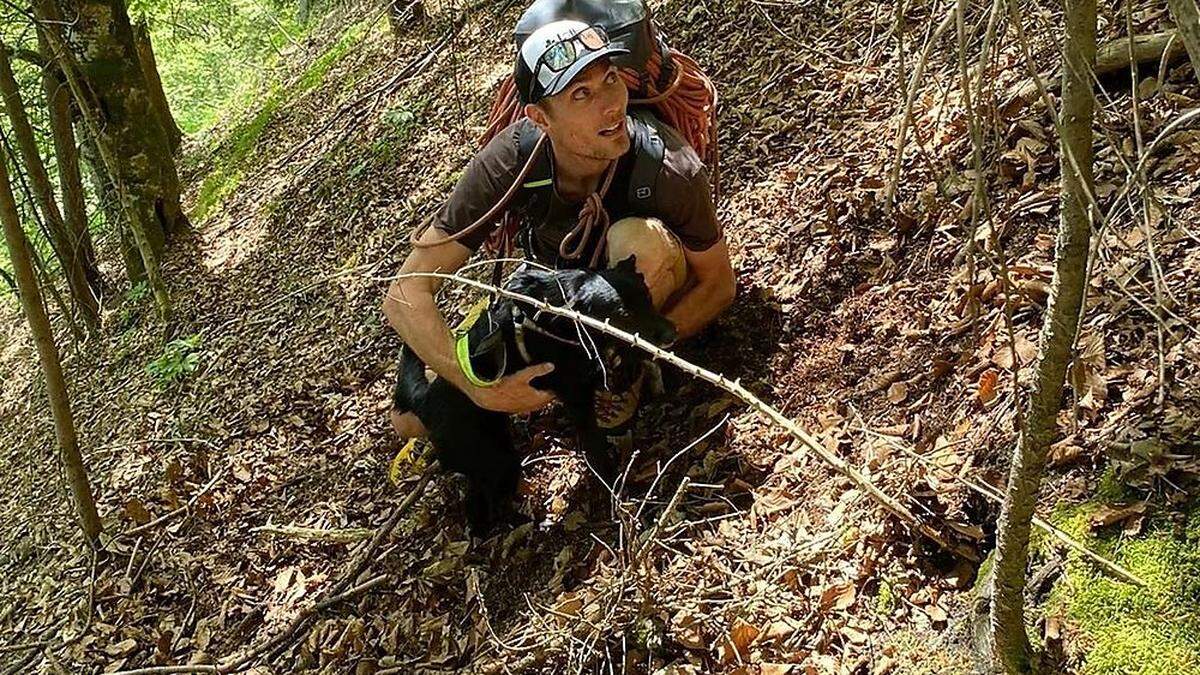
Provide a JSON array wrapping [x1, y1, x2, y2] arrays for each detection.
[[2, 0, 1198, 672]]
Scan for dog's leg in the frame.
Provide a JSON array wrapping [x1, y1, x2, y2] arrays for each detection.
[[561, 389, 617, 486]]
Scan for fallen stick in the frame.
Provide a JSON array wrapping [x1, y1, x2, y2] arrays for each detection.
[[1007, 30, 1189, 102], [120, 464, 229, 539], [251, 524, 374, 543], [388, 272, 980, 561], [215, 467, 433, 673], [854, 424, 1146, 586]]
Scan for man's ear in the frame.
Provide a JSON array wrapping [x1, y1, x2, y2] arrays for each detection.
[[524, 102, 550, 131]]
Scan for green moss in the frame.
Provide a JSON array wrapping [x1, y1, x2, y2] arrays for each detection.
[[1046, 504, 1200, 674], [1096, 465, 1132, 502], [875, 577, 897, 615], [296, 19, 369, 91]]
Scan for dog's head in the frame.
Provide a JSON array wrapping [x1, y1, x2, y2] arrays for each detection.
[[506, 257, 677, 348]]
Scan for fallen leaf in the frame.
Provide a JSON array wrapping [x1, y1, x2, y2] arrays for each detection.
[[671, 612, 706, 650], [729, 618, 760, 654], [887, 381, 908, 404], [1089, 502, 1147, 529], [819, 582, 856, 612], [123, 499, 151, 525], [104, 638, 137, 657], [978, 369, 999, 404]]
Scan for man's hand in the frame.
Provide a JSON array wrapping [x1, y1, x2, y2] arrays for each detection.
[[469, 362, 557, 413]]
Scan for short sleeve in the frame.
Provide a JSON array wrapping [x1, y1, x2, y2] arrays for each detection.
[[430, 121, 523, 251], [656, 163, 721, 252]]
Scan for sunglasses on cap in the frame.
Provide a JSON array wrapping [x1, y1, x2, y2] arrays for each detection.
[[528, 24, 611, 101]]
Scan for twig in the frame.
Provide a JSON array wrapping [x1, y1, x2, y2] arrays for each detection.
[[884, 0, 958, 211], [251, 524, 374, 543], [384, 271, 981, 561], [215, 467, 433, 673], [853, 424, 1145, 586], [120, 464, 228, 539]]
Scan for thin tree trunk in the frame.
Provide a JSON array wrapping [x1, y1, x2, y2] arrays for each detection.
[[39, 32, 103, 296], [1167, 0, 1200, 79], [0, 146, 101, 544], [35, 0, 172, 318], [0, 41, 101, 333], [132, 21, 182, 153], [989, 0, 1097, 671]]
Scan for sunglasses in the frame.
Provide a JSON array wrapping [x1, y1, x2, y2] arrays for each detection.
[[529, 25, 611, 101]]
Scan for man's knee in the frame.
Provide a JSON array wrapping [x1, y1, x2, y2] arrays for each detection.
[[390, 409, 428, 439], [606, 217, 687, 310]]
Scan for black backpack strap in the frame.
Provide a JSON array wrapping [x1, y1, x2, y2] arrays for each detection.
[[517, 122, 553, 191], [626, 109, 665, 211]]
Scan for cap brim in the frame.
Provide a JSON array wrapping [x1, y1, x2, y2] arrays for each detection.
[[541, 46, 630, 100]]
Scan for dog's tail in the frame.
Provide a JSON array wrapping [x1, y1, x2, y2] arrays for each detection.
[[392, 344, 429, 412]]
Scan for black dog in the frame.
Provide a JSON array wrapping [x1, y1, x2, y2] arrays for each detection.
[[392, 256, 676, 536]]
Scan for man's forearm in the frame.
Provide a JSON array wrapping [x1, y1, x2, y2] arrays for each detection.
[[384, 281, 472, 393], [664, 277, 735, 340]]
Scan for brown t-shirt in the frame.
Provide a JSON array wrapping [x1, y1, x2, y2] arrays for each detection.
[[431, 112, 720, 265]]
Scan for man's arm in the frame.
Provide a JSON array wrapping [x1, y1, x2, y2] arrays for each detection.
[[663, 236, 736, 339], [382, 226, 555, 413]]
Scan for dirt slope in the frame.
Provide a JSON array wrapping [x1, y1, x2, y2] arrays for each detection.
[[2, 0, 1198, 672]]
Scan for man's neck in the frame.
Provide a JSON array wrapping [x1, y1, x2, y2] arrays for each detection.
[[551, 146, 610, 201]]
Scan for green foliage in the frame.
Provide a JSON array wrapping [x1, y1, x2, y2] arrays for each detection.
[[1046, 504, 1200, 674], [125, 280, 151, 304], [146, 334, 203, 386], [296, 19, 369, 92], [129, 0, 306, 134]]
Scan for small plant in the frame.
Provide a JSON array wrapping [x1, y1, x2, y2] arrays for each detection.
[[125, 281, 150, 303], [146, 334, 203, 386]]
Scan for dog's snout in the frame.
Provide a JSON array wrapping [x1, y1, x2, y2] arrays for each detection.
[[655, 321, 677, 346]]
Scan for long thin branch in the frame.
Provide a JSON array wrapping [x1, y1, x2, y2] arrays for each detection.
[[852, 424, 1145, 586], [386, 271, 980, 561]]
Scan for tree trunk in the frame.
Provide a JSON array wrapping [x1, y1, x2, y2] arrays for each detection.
[[78, 127, 146, 284], [0, 143, 102, 544], [0, 41, 101, 334], [297, 0, 312, 25], [989, 0, 1097, 671], [39, 32, 103, 297], [132, 21, 183, 153], [35, 0, 173, 318], [1167, 0, 1200, 79]]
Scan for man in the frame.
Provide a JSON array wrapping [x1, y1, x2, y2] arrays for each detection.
[[383, 19, 735, 437]]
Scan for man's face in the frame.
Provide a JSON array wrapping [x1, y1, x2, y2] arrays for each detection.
[[527, 58, 630, 163]]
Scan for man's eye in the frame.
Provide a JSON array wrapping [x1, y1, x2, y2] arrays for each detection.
[[573, 88, 590, 100], [605, 71, 618, 84]]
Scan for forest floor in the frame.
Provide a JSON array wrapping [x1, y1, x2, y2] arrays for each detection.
[[2, 0, 1199, 673]]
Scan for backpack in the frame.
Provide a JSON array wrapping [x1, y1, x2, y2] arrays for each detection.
[[481, 0, 719, 257]]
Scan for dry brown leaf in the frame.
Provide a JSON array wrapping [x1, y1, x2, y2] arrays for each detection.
[[123, 499, 151, 524], [886, 381, 908, 404], [926, 604, 948, 623], [978, 369, 999, 404], [104, 638, 137, 657], [671, 612, 706, 650], [1090, 502, 1147, 529], [819, 582, 856, 613], [729, 617, 760, 654]]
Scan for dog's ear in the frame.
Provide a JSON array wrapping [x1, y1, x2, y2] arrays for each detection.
[[614, 255, 638, 274]]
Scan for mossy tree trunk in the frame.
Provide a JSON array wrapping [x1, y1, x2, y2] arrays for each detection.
[[35, 0, 174, 317], [0, 40, 102, 334], [78, 128, 146, 284], [0, 143, 102, 545], [132, 21, 182, 154], [39, 31, 102, 299], [989, 0, 1097, 671]]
